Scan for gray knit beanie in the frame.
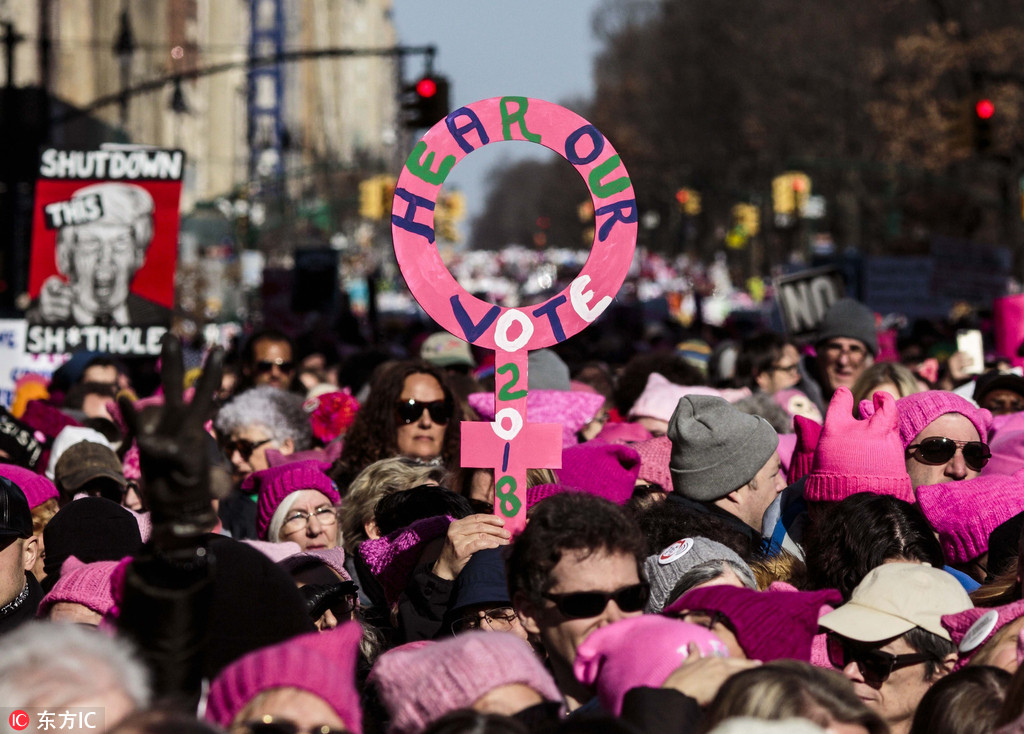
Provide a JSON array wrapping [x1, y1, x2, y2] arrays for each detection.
[[667, 395, 779, 501], [816, 298, 877, 356], [643, 537, 757, 613]]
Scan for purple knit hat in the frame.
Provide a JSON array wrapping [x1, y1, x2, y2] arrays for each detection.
[[368, 631, 562, 734], [663, 585, 842, 662], [574, 616, 728, 715], [631, 436, 672, 492], [206, 622, 363, 733], [37, 556, 118, 618], [245, 460, 339, 540], [468, 390, 605, 448], [358, 514, 453, 605], [866, 390, 992, 449], [804, 388, 914, 504], [0, 463, 57, 509], [942, 600, 1024, 670], [915, 469, 1024, 563], [278, 546, 352, 583], [556, 442, 641, 505]]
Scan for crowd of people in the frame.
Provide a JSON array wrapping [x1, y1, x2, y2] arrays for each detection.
[[4, 295, 1024, 734]]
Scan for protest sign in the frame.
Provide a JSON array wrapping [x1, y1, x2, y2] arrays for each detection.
[[25, 148, 184, 355], [392, 97, 637, 532]]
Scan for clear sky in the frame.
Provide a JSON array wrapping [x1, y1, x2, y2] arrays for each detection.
[[390, 0, 605, 224]]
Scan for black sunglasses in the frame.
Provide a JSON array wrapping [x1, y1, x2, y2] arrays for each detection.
[[223, 437, 272, 461], [907, 436, 990, 471], [395, 398, 452, 425], [542, 583, 649, 619], [255, 358, 295, 374], [234, 720, 348, 734], [826, 633, 935, 685]]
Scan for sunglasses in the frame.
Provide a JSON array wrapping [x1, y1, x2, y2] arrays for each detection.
[[255, 358, 295, 374], [223, 437, 272, 461], [542, 583, 649, 619], [907, 436, 990, 471], [234, 720, 348, 734], [826, 633, 935, 685], [395, 398, 452, 425]]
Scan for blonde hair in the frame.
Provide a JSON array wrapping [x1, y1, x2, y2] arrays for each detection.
[[340, 457, 448, 553], [851, 362, 923, 407], [31, 498, 59, 536]]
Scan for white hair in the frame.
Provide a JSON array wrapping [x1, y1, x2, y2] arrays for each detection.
[[266, 491, 303, 543], [0, 621, 150, 709]]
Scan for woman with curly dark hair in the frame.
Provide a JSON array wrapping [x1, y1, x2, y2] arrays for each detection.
[[330, 360, 462, 492]]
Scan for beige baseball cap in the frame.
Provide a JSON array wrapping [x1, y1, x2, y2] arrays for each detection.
[[817, 563, 973, 642]]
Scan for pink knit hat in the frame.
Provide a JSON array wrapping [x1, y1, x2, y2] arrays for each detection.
[[278, 546, 352, 583], [0, 463, 57, 509], [245, 460, 339, 540], [804, 388, 914, 504], [205, 622, 363, 733], [573, 616, 728, 715], [628, 373, 749, 423], [877, 390, 993, 449], [368, 631, 562, 734], [593, 421, 653, 444], [631, 436, 672, 492], [556, 442, 641, 505], [468, 390, 605, 448], [941, 600, 1024, 670], [121, 442, 141, 482], [982, 430, 1024, 477], [789, 415, 822, 483], [37, 557, 118, 618], [915, 469, 1024, 563], [664, 585, 842, 662], [358, 514, 453, 605]]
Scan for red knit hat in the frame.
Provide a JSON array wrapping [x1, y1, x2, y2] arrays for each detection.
[[789, 415, 822, 483], [304, 389, 360, 444], [245, 460, 339, 540], [663, 584, 842, 662], [915, 469, 1024, 563], [206, 622, 362, 733], [804, 388, 913, 504], [556, 442, 641, 505]]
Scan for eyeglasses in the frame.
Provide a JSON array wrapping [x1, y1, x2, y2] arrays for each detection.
[[542, 583, 649, 619], [255, 358, 295, 374], [826, 633, 935, 685], [395, 398, 452, 425], [282, 505, 337, 535], [770, 363, 800, 375], [233, 717, 348, 734], [451, 606, 520, 635], [822, 342, 869, 362], [223, 437, 273, 461], [907, 436, 990, 471]]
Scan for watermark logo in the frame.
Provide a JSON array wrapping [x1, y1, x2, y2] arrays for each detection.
[[2, 709, 103, 731], [9, 711, 30, 731]]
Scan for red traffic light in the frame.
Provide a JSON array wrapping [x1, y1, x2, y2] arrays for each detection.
[[976, 99, 995, 120], [415, 77, 438, 98]]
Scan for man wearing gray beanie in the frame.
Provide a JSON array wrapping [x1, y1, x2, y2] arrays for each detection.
[[812, 297, 877, 400], [665, 395, 783, 549]]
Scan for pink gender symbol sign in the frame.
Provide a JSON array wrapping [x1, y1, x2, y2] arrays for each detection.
[[391, 96, 638, 533]]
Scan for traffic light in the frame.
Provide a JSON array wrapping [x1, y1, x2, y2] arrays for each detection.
[[732, 203, 760, 236], [974, 98, 994, 153], [401, 75, 450, 129], [772, 172, 811, 216], [358, 175, 396, 221]]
